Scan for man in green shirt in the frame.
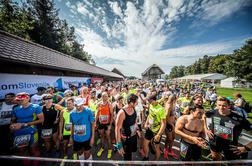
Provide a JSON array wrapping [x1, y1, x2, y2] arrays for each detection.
[[143, 94, 166, 161]]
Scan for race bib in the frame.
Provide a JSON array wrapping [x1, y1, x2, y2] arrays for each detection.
[[0, 111, 12, 125], [74, 125, 86, 136], [99, 115, 108, 123], [180, 142, 189, 158], [41, 129, 53, 138], [65, 123, 72, 131], [14, 134, 31, 148], [214, 124, 233, 141], [130, 124, 137, 136]]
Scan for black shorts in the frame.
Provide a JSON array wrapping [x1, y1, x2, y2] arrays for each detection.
[[63, 135, 71, 140], [73, 140, 91, 152], [210, 136, 240, 160], [122, 135, 137, 160], [144, 129, 161, 144], [166, 123, 173, 132], [98, 123, 110, 130], [180, 140, 201, 161], [137, 124, 142, 132]]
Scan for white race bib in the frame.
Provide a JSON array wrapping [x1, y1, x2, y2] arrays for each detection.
[[65, 123, 72, 131], [99, 115, 108, 123], [14, 134, 31, 148], [149, 118, 153, 125], [0, 111, 12, 125], [130, 124, 137, 136], [74, 125, 86, 136], [214, 124, 233, 141], [41, 129, 53, 138]]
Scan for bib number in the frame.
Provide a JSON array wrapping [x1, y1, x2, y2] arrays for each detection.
[[180, 142, 189, 158], [74, 125, 86, 136], [214, 124, 233, 141], [41, 129, 53, 138], [99, 115, 108, 123], [0, 111, 12, 125], [14, 134, 31, 148], [149, 118, 153, 125], [65, 123, 72, 131]]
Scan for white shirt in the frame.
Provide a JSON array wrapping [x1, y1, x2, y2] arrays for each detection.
[[30, 94, 43, 105], [0, 102, 14, 125]]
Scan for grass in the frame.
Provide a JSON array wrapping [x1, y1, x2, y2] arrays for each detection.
[[217, 87, 252, 104]]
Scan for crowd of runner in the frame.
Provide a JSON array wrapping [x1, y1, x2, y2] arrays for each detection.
[[0, 80, 252, 166]]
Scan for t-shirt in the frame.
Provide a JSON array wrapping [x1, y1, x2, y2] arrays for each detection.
[[70, 108, 94, 142], [89, 99, 98, 117], [147, 104, 166, 133], [30, 94, 43, 105], [13, 104, 42, 135], [205, 109, 251, 144]]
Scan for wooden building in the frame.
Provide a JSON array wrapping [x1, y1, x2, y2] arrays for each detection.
[[0, 30, 123, 81], [111, 68, 125, 78], [142, 64, 165, 80]]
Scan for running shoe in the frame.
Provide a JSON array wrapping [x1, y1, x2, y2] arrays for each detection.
[[107, 149, 112, 159], [97, 147, 104, 157]]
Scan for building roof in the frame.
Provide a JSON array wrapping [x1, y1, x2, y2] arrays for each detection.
[[111, 68, 125, 78], [142, 64, 165, 76], [177, 73, 226, 80], [0, 30, 123, 79]]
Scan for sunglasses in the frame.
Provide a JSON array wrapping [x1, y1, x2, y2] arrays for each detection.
[[44, 98, 53, 100]]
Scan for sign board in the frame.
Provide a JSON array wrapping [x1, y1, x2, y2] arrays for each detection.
[[91, 77, 104, 84], [0, 73, 90, 99]]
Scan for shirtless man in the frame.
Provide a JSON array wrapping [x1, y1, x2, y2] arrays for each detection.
[[175, 105, 207, 161]]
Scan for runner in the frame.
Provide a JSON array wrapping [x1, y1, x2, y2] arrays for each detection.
[[89, 89, 98, 118], [59, 97, 75, 159], [70, 97, 95, 166], [41, 94, 64, 152], [142, 94, 166, 161], [164, 95, 179, 159], [96, 92, 113, 159], [0, 93, 16, 155], [79, 87, 90, 106], [115, 94, 139, 161], [58, 90, 73, 107], [10, 92, 44, 165], [30, 87, 46, 105], [183, 94, 203, 115], [175, 105, 207, 161], [177, 92, 191, 115], [135, 90, 145, 156], [205, 96, 252, 160], [112, 95, 124, 121]]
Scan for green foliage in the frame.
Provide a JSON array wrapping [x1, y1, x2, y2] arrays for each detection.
[[0, 0, 33, 39], [168, 39, 252, 81], [0, 0, 95, 64]]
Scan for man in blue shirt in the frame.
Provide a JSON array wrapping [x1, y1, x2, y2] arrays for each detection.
[[10, 92, 44, 160], [70, 97, 95, 166]]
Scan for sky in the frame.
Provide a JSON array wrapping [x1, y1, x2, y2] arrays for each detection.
[[54, 0, 252, 77]]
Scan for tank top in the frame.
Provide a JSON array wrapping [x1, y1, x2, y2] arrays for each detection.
[[42, 104, 59, 129], [63, 109, 72, 135], [98, 102, 111, 124], [122, 108, 137, 137]]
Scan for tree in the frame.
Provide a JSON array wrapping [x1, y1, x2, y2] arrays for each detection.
[[0, 0, 33, 39], [232, 39, 252, 81]]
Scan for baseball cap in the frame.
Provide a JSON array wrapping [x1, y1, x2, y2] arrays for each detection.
[[74, 97, 84, 106], [42, 93, 53, 100], [64, 89, 73, 95], [15, 92, 30, 100]]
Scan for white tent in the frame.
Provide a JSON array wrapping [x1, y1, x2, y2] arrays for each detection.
[[220, 77, 236, 88], [221, 77, 251, 88], [177, 73, 226, 82]]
